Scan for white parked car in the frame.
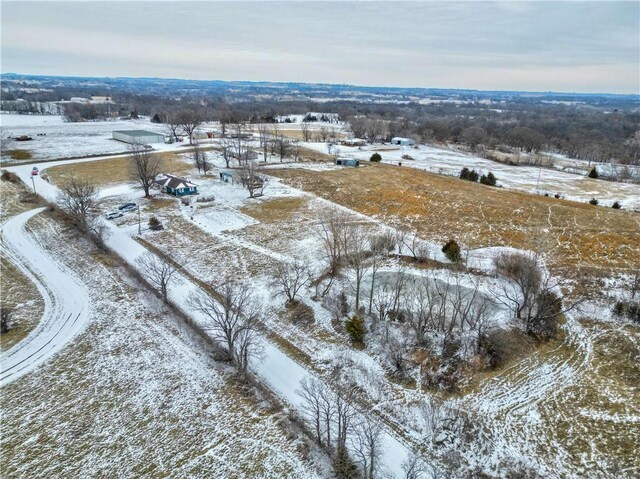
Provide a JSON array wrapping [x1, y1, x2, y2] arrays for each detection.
[[105, 211, 124, 220]]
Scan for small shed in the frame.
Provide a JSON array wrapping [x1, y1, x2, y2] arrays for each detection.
[[219, 170, 236, 183], [113, 130, 165, 145], [230, 148, 259, 161], [154, 174, 198, 196], [391, 137, 416, 146], [335, 158, 360, 167]]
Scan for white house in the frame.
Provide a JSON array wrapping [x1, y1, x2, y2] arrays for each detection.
[[113, 130, 165, 145], [391, 137, 416, 146]]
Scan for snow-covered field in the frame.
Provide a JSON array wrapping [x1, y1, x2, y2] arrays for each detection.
[[0, 113, 191, 162], [0, 208, 322, 478], [2, 132, 638, 477], [303, 142, 640, 210]]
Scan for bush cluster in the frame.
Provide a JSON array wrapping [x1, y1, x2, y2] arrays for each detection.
[[369, 152, 382, 162], [442, 239, 461, 262], [148, 216, 163, 231], [588, 167, 598, 179], [480, 172, 497, 186], [613, 300, 640, 324], [589, 198, 599, 205], [459, 167, 479, 182]]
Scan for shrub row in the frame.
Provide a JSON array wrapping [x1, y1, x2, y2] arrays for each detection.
[[460, 168, 497, 186]]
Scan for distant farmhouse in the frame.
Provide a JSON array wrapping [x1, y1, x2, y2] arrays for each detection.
[[391, 137, 416, 146], [154, 174, 198, 196], [113, 130, 165, 145], [335, 157, 359, 167]]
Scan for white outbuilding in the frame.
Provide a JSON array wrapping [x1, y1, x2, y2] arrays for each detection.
[[113, 130, 165, 145], [391, 137, 416, 146]]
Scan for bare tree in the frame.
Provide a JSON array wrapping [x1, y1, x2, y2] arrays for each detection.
[[318, 126, 330, 142], [373, 283, 394, 326], [494, 251, 576, 339], [177, 109, 202, 144], [351, 416, 383, 479], [344, 224, 372, 312], [192, 141, 206, 174], [301, 121, 311, 142], [401, 233, 431, 262], [130, 144, 161, 197], [57, 177, 98, 232], [334, 386, 358, 457], [136, 253, 180, 303], [367, 231, 394, 315], [190, 142, 211, 175], [402, 453, 429, 479], [221, 137, 233, 168], [291, 140, 302, 162], [166, 113, 182, 142], [257, 123, 271, 162], [271, 259, 310, 304], [316, 209, 351, 277], [278, 138, 290, 162], [188, 280, 261, 373], [238, 161, 268, 198], [298, 376, 332, 446]]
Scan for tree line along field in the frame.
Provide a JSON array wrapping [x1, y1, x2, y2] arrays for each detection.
[[268, 162, 640, 295]]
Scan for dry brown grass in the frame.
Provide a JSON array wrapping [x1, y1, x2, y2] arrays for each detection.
[[0, 255, 44, 352], [240, 197, 308, 223], [45, 153, 192, 188], [268, 163, 640, 284]]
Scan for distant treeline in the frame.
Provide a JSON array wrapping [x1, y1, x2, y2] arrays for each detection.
[[3, 79, 639, 165]]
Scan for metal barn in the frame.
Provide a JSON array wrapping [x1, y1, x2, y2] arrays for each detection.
[[335, 158, 360, 167], [113, 130, 166, 145], [390, 137, 416, 146]]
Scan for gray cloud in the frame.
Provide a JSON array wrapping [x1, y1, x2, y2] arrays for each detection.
[[2, 1, 638, 93]]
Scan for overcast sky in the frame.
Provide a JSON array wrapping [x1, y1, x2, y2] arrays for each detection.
[[2, 1, 639, 94]]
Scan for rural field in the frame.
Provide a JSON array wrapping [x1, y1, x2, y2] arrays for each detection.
[[2, 1, 639, 477], [3, 128, 636, 477], [268, 163, 640, 291], [0, 178, 324, 479]]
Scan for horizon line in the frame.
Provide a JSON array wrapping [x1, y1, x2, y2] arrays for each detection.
[[2, 71, 639, 98]]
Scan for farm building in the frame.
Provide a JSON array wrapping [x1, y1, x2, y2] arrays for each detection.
[[154, 174, 198, 196], [335, 158, 360, 167], [229, 148, 259, 161], [219, 170, 236, 183], [341, 138, 367, 147], [113, 130, 165, 145], [391, 137, 416, 146]]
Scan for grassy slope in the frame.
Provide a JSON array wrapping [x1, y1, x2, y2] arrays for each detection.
[[268, 163, 640, 289]]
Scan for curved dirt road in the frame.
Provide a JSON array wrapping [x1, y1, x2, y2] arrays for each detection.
[[0, 208, 90, 386]]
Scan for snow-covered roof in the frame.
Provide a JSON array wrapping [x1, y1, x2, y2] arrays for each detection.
[[154, 174, 197, 190], [113, 129, 164, 137]]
